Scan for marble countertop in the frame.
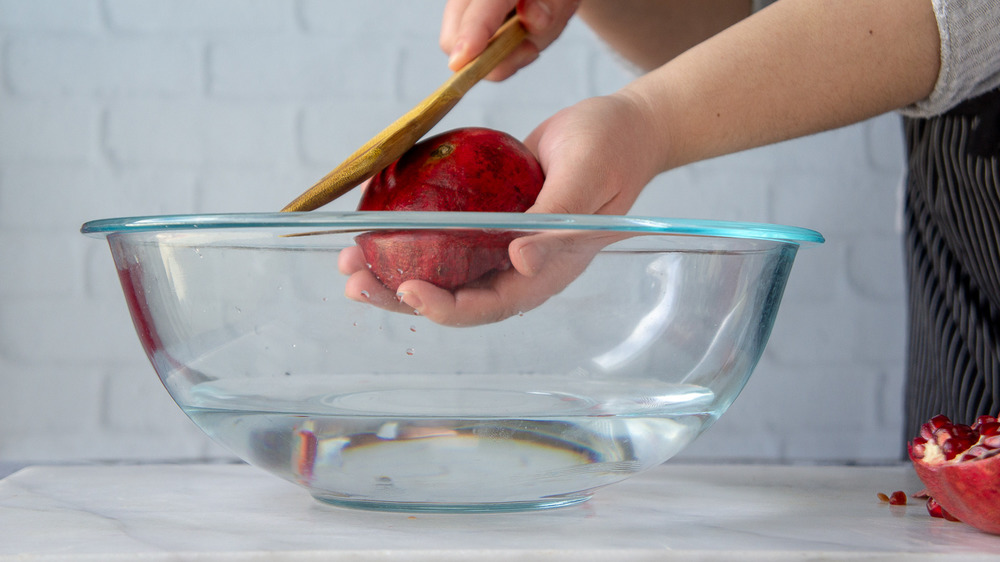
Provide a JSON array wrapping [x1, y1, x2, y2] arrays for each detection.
[[2, 462, 999, 561]]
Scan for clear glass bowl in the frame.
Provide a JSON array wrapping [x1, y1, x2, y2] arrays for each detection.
[[82, 212, 823, 512]]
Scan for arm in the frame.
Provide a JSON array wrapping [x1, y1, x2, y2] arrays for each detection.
[[619, 0, 941, 174], [576, 0, 752, 71], [441, 0, 752, 80], [369, 0, 942, 326]]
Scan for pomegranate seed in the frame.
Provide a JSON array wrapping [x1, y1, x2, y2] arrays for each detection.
[[926, 497, 945, 518], [979, 422, 1000, 437], [983, 435, 1000, 449], [877, 492, 890, 502], [922, 415, 952, 440], [959, 445, 991, 461], [889, 491, 908, 505], [926, 497, 962, 522], [972, 415, 998, 430]]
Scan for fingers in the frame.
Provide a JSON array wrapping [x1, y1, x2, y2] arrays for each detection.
[[440, 0, 581, 79], [397, 277, 519, 327], [441, 0, 517, 71]]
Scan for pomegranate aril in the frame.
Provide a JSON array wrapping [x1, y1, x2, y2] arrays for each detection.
[[926, 497, 961, 522], [921, 415, 952, 440], [984, 435, 1000, 449], [960, 445, 992, 461], [979, 422, 1000, 437], [972, 415, 998, 430], [888, 491, 907, 505]]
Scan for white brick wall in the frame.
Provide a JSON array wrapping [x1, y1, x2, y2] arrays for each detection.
[[0, 1, 908, 465]]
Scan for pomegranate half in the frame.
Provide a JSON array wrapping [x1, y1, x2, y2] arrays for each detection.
[[355, 127, 544, 292], [909, 413, 1000, 534]]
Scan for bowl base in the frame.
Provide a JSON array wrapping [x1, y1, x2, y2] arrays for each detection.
[[311, 494, 592, 513]]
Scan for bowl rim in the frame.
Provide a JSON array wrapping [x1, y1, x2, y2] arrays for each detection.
[[80, 212, 825, 246]]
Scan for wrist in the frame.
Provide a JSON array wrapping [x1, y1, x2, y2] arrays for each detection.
[[613, 83, 679, 177]]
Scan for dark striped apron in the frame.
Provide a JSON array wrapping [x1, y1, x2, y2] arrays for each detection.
[[903, 88, 1000, 441]]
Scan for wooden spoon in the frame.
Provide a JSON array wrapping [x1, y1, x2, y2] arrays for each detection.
[[281, 14, 527, 212]]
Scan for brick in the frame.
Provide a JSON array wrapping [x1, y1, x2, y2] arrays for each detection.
[[845, 234, 906, 300], [478, 102, 550, 141], [0, 0, 101, 32], [0, 230, 85, 298], [104, 101, 297, 165], [765, 299, 858, 366], [587, 45, 638, 96], [99, 371, 199, 434], [299, 100, 411, 166], [299, 0, 442, 39], [0, 101, 99, 164], [635, 165, 771, 222], [852, 300, 907, 364], [864, 113, 907, 173], [6, 37, 202, 97], [194, 167, 329, 213], [105, 0, 295, 32], [780, 238, 844, 305], [0, 165, 199, 228], [209, 38, 394, 99], [770, 168, 901, 237], [0, 362, 104, 440], [0, 297, 145, 366], [401, 37, 589, 106]]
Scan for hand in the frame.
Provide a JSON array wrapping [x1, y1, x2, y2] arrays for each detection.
[[522, 92, 663, 215], [340, 229, 628, 326], [441, 0, 581, 80], [340, 92, 663, 326]]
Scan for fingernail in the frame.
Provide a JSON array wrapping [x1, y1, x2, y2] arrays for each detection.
[[519, 242, 548, 276], [525, 1, 553, 31], [448, 40, 467, 69], [398, 291, 422, 310]]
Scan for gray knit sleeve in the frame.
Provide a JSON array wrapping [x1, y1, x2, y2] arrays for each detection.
[[900, 0, 1000, 117], [752, 0, 777, 13]]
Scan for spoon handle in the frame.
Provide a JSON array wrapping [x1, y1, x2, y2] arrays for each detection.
[[281, 15, 527, 212]]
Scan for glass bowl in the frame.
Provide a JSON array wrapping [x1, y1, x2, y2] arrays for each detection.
[[82, 212, 823, 512]]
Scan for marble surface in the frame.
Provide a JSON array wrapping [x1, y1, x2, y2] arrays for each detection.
[[2, 462, 999, 561]]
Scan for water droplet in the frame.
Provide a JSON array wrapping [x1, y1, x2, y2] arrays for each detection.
[[405, 348, 415, 356], [518, 311, 524, 317], [396, 268, 404, 275], [234, 306, 242, 313], [194, 248, 203, 258], [412, 309, 421, 316], [352, 322, 358, 327], [360, 290, 370, 299], [409, 325, 416, 332], [321, 297, 327, 302]]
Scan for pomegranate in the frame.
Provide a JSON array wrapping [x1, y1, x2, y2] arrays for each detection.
[[355, 127, 544, 292], [909, 413, 1000, 534]]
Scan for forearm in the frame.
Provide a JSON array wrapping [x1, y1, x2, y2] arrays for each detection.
[[619, 0, 941, 172], [577, 0, 752, 71]]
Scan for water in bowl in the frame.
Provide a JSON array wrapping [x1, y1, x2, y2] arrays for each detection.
[[178, 373, 716, 512]]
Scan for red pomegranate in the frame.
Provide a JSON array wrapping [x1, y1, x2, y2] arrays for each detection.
[[355, 127, 544, 292], [909, 413, 1000, 534]]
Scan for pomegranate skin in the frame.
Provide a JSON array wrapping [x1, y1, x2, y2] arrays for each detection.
[[356, 127, 544, 291], [909, 437, 1000, 535]]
